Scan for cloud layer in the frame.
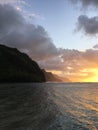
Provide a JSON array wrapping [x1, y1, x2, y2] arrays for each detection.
[[38, 47, 98, 81], [0, 4, 57, 60], [1, 3, 98, 81]]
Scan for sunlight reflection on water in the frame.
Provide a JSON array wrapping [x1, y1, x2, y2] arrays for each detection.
[[49, 83, 98, 130], [0, 83, 98, 130]]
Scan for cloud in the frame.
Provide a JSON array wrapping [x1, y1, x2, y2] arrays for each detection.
[[76, 15, 98, 35], [70, 1, 98, 36], [28, 13, 45, 20], [0, 0, 25, 5], [0, 4, 57, 60], [70, 0, 98, 7], [38, 47, 98, 81], [93, 44, 98, 49], [1, 4, 98, 81]]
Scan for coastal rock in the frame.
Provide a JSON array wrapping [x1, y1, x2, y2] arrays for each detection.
[[0, 44, 45, 82]]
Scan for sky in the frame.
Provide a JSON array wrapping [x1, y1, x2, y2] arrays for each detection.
[[1, 0, 98, 82], [23, 0, 98, 50]]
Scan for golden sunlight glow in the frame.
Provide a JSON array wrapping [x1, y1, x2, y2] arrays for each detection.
[[49, 68, 98, 82], [78, 68, 97, 82], [83, 69, 98, 82], [47, 70, 62, 75], [83, 77, 98, 82]]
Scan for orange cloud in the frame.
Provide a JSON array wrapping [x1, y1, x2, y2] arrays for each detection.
[[40, 48, 98, 82]]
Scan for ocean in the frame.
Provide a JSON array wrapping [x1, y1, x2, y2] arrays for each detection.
[[0, 83, 98, 130]]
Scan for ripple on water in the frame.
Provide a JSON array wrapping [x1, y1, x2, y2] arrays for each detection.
[[0, 83, 98, 130]]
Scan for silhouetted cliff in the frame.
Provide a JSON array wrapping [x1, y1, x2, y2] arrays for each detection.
[[0, 45, 45, 82], [42, 70, 62, 82], [42, 70, 71, 82]]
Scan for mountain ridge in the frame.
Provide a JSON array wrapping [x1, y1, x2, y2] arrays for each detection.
[[43, 70, 71, 82], [0, 44, 45, 82], [0, 44, 70, 83]]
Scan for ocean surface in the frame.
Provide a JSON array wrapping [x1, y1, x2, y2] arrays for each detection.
[[0, 83, 98, 130]]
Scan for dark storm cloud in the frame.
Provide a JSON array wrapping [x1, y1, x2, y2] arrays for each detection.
[[77, 15, 98, 35], [0, 4, 57, 60]]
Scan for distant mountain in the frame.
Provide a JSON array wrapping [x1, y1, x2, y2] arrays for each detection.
[[42, 70, 70, 82], [42, 70, 62, 82], [0, 45, 45, 82], [59, 76, 71, 82]]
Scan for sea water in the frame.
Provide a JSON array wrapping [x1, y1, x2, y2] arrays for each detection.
[[0, 83, 98, 130]]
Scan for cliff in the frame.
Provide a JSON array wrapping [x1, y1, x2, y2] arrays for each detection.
[[43, 70, 62, 82], [0, 45, 45, 82], [43, 70, 71, 82]]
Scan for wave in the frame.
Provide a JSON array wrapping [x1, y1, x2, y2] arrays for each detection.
[[0, 83, 98, 130]]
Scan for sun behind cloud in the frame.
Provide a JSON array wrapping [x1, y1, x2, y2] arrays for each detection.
[[82, 69, 98, 82]]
